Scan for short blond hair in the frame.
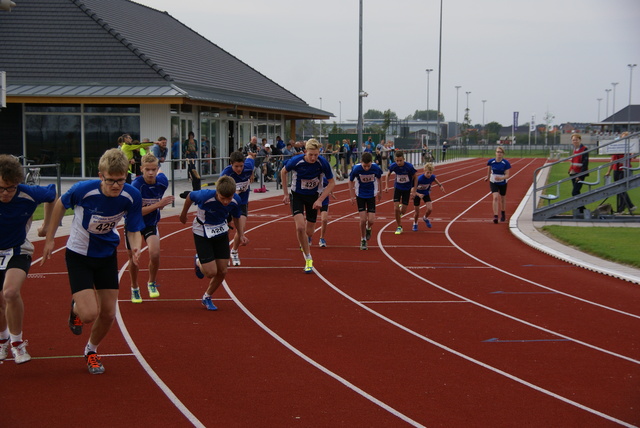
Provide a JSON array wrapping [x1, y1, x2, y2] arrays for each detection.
[[305, 138, 322, 151], [216, 176, 236, 197], [98, 148, 129, 175], [423, 162, 434, 172], [141, 153, 159, 166]]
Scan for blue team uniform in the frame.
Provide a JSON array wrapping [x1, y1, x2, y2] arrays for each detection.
[[61, 180, 145, 258], [0, 184, 56, 255], [350, 163, 383, 198], [388, 162, 417, 191], [416, 174, 437, 196], [189, 189, 242, 238], [221, 157, 255, 205], [284, 154, 334, 195], [132, 173, 169, 227], [487, 158, 511, 185]]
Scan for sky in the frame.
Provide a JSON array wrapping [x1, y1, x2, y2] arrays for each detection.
[[134, 0, 640, 127]]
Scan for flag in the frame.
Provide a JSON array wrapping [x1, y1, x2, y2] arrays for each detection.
[[530, 116, 535, 132], [513, 111, 519, 128]]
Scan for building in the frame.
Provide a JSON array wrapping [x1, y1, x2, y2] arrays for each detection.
[[0, 0, 331, 178]]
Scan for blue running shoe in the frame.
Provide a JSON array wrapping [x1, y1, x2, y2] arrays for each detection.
[[202, 296, 217, 311], [412, 223, 418, 232], [194, 255, 204, 279], [319, 238, 327, 248], [423, 217, 432, 228]]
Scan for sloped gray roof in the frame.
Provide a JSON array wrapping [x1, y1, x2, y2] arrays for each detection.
[[597, 105, 640, 124], [0, 0, 331, 118]]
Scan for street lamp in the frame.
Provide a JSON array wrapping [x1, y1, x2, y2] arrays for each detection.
[[597, 98, 602, 122], [425, 68, 433, 119], [605, 88, 611, 119], [628, 64, 637, 130], [612, 82, 619, 134], [455, 86, 461, 138], [482, 100, 487, 143]]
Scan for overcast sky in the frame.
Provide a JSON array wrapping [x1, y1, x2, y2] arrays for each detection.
[[135, 0, 639, 127]]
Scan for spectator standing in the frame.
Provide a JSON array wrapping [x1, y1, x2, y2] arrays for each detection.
[[150, 136, 168, 166], [605, 132, 636, 214], [568, 134, 589, 214]]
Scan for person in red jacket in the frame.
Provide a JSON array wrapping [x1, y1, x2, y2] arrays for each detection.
[[568, 134, 589, 213]]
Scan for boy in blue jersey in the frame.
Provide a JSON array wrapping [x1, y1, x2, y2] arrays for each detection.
[[220, 151, 255, 266], [42, 148, 145, 375], [179, 176, 248, 311], [127, 154, 174, 303], [384, 150, 418, 235], [281, 139, 335, 273], [485, 146, 511, 223], [0, 155, 56, 365], [412, 163, 445, 231], [349, 152, 383, 250]]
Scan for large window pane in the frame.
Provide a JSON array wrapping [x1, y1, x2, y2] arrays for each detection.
[[84, 104, 140, 114], [84, 115, 140, 176], [25, 115, 81, 176]]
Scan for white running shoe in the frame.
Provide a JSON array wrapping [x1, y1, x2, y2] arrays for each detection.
[[11, 341, 31, 364], [0, 340, 9, 361], [230, 251, 241, 266]]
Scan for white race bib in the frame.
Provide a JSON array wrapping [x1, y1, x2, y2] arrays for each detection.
[[396, 174, 409, 183], [0, 249, 13, 271], [360, 174, 375, 183], [301, 178, 320, 190], [204, 222, 229, 238], [88, 213, 122, 234]]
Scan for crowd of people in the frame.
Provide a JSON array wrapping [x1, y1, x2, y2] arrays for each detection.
[[4, 131, 637, 376]]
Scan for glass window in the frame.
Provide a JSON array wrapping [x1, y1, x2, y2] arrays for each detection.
[[84, 115, 141, 175], [84, 105, 140, 114], [25, 115, 81, 176], [25, 104, 80, 113]]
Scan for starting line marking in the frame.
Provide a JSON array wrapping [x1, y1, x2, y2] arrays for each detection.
[[361, 300, 468, 304], [484, 338, 571, 343]]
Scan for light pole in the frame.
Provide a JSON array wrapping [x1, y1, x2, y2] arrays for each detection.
[[339, 100, 342, 125], [628, 64, 637, 131], [319, 97, 322, 143], [436, 0, 443, 148], [357, 0, 364, 157], [464, 91, 471, 144], [482, 99, 487, 143], [425, 68, 433, 119], [612, 82, 619, 134], [597, 98, 602, 122], [605, 88, 611, 128], [455, 85, 461, 138]]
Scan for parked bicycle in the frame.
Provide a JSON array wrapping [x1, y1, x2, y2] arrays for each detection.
[[13, 155, 41, 186]]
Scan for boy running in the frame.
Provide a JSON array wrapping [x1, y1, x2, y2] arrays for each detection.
[[485, 146, 511, 223], [0, 155, 56, 365], [281, 139, 335, 273], [42, 148, 145, 375], [220, 151, 256, 266], [384, 150, 418, 235], [412, 163, 445, 231], [127, 153, 174, 302], [179, 176, 248, 311], [349, 152, 383, 250]]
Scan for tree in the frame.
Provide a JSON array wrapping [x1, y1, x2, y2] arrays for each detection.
[[413, 110, 443, 121], [363, 109, 385, 119]]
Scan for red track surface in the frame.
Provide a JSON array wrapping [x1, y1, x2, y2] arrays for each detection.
[[3, 158, 639, 427]]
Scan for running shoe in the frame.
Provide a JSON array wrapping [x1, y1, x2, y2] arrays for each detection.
[[0, 339, 8, 361], [395, 226, 403, 235], [68, 300, 83, 335], [360, 239, 368, 250], [304, 259, 313, 274], [194, 255, 204, 279], [412, 223, 418, 232], [319, 238, 327, 248], [500, 215, 506, 222], [85, 352, 105, 375], [308, 236, 312, 246], [365, 227, 372, 241], [423, 217, 432, 228], [131, 288, 143, 303], [11, 341, 31, 364], [493, 216, 498, 224], [230, 251, 241, 266], [202, 296, 218, 311], [147, 282, 160, 298]]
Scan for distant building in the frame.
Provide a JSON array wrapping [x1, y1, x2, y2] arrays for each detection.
[[0, 0, 330, 177]]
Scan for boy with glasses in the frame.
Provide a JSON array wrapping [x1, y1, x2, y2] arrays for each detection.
[[0, 155, 57, 365], [42, 148, 145, 374]]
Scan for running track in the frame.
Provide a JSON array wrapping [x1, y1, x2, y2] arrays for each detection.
[[3, 158, 639, 427]]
